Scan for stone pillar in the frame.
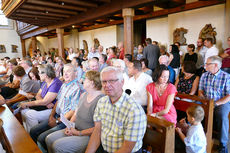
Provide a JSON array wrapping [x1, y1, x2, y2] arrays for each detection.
[[224, 0, 230, 48], [72, 29, 79, 49], [31, 36, 37, 54], [122, 8, 134, 55], [56, 28, 65, 58], [21, 38, 26, 57]]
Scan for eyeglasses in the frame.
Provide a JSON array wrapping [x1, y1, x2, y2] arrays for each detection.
[[101, 79, 119, 85], [39, 71, 45, 75], [205, 63, 215, 66]]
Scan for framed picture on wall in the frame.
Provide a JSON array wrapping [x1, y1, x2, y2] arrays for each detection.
[[0, 45, 6, 53], [12, 45, 18, 53]]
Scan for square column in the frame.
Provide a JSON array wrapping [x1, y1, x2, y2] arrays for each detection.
[[56, 28, 65, 58], [122, 8, 134, 56]]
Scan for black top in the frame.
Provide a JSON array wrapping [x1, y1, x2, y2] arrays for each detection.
[[184, 53, 198, 64], [170, 52, 180, 68]]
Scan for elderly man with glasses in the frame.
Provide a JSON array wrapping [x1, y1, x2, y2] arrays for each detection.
[[198, 56, 230, 153], [85, 66, 147, 153]]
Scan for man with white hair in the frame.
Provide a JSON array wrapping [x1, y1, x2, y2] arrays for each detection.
[[88, 58, 99, 72], [85, 66, 146, 153], [198, 56, 230, 153], [112, 59, 129, 90], [159, 55, 175, 83], [88, 47, 100, 59]]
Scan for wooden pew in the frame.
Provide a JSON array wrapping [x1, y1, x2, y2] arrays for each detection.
[[174, 93, 214, 153], [0, 104, 42, 153], [143, 115, 175, 153]]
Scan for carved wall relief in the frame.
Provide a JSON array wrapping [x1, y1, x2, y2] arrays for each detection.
[[199, 24, 217, 44], [173, 27, 188, 45], [93, 38, 100, 49]]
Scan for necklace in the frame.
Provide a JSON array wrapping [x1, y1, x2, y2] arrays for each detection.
[[156, 83, 168, 96]]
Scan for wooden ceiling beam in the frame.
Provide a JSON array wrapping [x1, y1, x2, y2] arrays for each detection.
[[55, 0, 98, 8], [26, 0, 87, 12], [20, 4, 78, 15], [16, 9, 71, 18], [14, 13, 63, 20], [47, 0, 155, 30]]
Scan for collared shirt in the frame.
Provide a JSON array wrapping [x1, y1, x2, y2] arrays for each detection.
[[75, 66, 83, 81], [94, 92, 147, 153], [56, 79, 84, 115], [25, 67, 32, 74], [184, 123, 207, 153], [124, 72, 152, 106], [20, 75, 40, 94], [196, 46, 208, 61], [199, 70, 230, 102], [88, 52, 100, 59]]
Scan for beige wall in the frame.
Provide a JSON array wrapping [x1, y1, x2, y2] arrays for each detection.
[[79, 25, 117, 50], [0, 21, 22, 58], [147, 4, 225, 54]]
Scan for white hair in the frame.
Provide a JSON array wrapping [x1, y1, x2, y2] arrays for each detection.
[[112, 59, 126, 71], [100, 66, 124, 82], [208, 55, 222, 69], [158, 55, 169, 62], [64, 63, 76, 71]]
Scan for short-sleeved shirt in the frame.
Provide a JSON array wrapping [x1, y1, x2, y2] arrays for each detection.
[[199, 70, 230, 102], [184, 123, 207, 153], [177, 73, 197, 94], [40, 77, 62, 104], [184, 53, 198, 64], [93, 92, 147, 153], [56, 79, 84, 115], [146, 83, 177, 124], [20, 75, 40, 93]]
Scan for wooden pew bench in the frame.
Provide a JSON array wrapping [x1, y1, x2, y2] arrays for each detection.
[[174, 93, 214, 153], [143, 115, 175, 153], [0, 104, 41, 153], [142, 93, 214, 153]]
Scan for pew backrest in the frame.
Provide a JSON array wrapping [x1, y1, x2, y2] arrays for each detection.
[[0, 104, 42, 153], [143, 115, 175, 153], [174, 93, 214, 153]]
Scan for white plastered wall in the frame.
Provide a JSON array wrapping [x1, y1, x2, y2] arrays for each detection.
[[0, 21, 22, 58], [79, 25, 117, 50], [147, 4, 225, 54]]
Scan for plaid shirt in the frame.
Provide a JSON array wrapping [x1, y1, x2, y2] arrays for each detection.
[[94, 92, 147, 153], [199, 70, 230, 102], [56, 79, 84, 115]]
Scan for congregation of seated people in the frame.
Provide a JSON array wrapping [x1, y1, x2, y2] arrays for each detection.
[[0, 36, 229, 153]]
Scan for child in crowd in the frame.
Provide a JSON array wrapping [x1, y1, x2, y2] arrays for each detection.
[[176, 105, 207, 153]]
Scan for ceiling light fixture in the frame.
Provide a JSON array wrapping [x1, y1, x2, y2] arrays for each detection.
[[61, 2, 64, 6]]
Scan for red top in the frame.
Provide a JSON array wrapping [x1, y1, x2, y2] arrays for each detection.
[[146, 83, 177, 125], [222, 48, 230, 68], [106, 54, 117, 65], [119, 48, 124, 59]]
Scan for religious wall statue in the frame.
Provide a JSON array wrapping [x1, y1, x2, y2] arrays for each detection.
[[0, 45, 6, 53], [199, 24, 217, 44], [173, 27, 188, 45], [93, 38, 100, 49], [83, 40, 89, 58], [11, 45, 18, 53]]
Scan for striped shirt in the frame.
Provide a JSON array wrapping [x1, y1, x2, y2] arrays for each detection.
[[94, 92, 147, 153], [199, 70, 230, 102], [56, 79, 84, 115]]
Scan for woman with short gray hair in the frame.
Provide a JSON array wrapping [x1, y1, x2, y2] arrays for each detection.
[[19, 64, 63, 132]]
